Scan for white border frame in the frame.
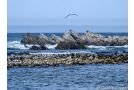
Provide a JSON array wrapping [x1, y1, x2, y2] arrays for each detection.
[[0, 0, 7, 90], [0, 0, 133, 90], [128, 0, 134, 90]]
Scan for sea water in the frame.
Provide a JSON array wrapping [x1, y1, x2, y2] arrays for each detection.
[[8, 64, 128, 90], [7, 25, 128, 90]]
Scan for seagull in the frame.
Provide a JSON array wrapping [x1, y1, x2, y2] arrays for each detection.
[[64, 13, 79, 19]]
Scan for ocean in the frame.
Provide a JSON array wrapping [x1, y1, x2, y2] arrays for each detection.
[[7, 25, 128, 90], [8, 64, 128, 90]]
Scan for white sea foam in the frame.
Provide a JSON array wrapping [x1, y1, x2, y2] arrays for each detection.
[[7, 41, 32, 49], [8, 41, 128, 50], [30, 52, 70, 55], [85, 45, 107, 50], [86, 45, 128, 49], [45, 44, 58, 49], [8, 41, 58, 50], [29, 50, 95, 55]]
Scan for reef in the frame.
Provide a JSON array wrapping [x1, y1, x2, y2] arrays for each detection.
[[7, 52, 128, 67]]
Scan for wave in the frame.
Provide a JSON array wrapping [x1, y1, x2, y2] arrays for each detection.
[[7, 41, 32, 50], [7, 41, 58, 50], [8, 41, 128, 50], [29, 50, 94, 55], [85, 45, 128, 50], [45, 44, 58, 49]]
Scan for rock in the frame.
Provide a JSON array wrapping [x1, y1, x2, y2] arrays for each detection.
[[39, 33, 48, 39], [56, 41, 86, 49], [29, 46, 41, 50], [56, 30, 85, 49], [7, 52, 128, 67], [62, 30, 77, 42], [21, 30, 128, 50], [50, 34, 64, 43], [81, 30, 128, 46], [69, 29, 81, 42], [21, 33, 48, 50], [81, 30, 105, 45], [21, 33, 38, 45], [36, 34, 46, 47], [30, 46, 47, 50], [104, 36, 128, 46]]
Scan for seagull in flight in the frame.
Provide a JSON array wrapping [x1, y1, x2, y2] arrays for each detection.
[[64, 13, 79, 19]]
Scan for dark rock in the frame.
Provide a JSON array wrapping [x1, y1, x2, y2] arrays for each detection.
[[21, 33, 38, 45], [29, 46, 41, 50], [56, 30, 85, 49], [56, 41, 86, 49]]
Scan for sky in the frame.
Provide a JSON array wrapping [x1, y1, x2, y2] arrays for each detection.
[[8, 0, 128, 32]]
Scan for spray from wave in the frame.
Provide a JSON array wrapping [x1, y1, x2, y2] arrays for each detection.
[[7, 41, 31, 50], [7, 41, 58, 50], [85, 45, 128, 50], [7, 41, 128, 50]]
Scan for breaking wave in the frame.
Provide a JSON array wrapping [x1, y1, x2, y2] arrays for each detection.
[[8, 41, 128, 50], [7, 41, 58, 50], [45, 44, 58, 49], [7, 41, 32, 50], [85, 45, 128, 50]]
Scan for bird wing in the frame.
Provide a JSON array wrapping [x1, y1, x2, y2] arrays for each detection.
[[71, 14, 78, 16], [64, 13, 78, 19], [64, 14, 71, 19]]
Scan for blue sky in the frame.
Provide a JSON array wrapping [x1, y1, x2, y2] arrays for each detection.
[[8, 0, 128, 32]]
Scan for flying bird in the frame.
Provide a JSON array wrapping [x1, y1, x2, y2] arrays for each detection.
[[64, 13, 79, 19]]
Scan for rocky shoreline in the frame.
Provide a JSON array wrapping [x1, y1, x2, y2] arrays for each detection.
[[8, 52, 128, 67]]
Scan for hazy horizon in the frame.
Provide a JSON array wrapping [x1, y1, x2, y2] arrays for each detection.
[[8, 0, 128, 32], [7, 25, 128, 33]]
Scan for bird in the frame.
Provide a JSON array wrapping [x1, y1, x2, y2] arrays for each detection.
[[64, 13, 79, 19]]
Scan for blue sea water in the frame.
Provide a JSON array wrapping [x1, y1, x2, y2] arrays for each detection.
[[8, 25, 128, 33], [7, 25, 128, 90], [8, 64, 128, 90]]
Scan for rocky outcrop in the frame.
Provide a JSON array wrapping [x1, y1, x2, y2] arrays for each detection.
[[81, 31, 104, 45], [50, 34, 64, 43], [21, 30, 128, 50], [7, 52, 128, 67], [81, 31, 128, 46], [56, 30, 85, 49], [21, 33, 38, 45]]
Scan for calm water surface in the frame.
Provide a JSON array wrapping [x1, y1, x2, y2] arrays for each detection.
[[8, 64, 128, 90]]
